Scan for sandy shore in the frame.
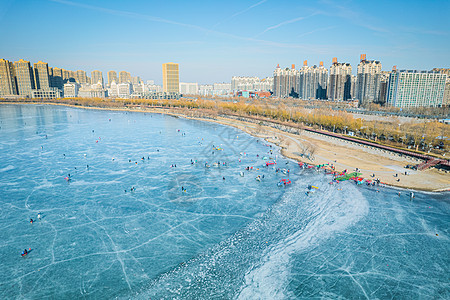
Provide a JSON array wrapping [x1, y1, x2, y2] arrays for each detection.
[[2, 102, 449, 191], [207, 116, 450, 192]]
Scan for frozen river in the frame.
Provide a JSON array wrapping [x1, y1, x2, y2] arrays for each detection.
[[0, 104, 448, 299]]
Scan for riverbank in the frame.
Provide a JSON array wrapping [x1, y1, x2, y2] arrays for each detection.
[[2, 101, 449, 191]]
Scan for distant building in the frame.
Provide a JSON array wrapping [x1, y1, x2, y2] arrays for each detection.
[[356, 54, 382, 106], [180, 82, 199, 95], [107, 71, 117, 87], [0, 58, 17, 96], [273, 64, 299, 98], [162, 63, 180, 93], [386, 69, 447, 107], [199, 84, 213, 96], [444, 79, 450, 106], [139, 92, 180, 100], [34, 61, 51, 90], [231, 76, 273, 92], [13, 59, 35, 97], [51, 67, 64, 90], [78, 82, 107, 98], [131, 76, 141, 85], [118, 82, 132, 98], [213, 82, 231, 95], [377, 71, 390, 105], [327, 58, 352, 101], [62, 69, 70, 81], [119, 71, 131, 84], [350, 75, 357, 99], [146, 84, 162, 93], [91, 70, 103, 86], [63, 82, 79, 97], [74, 70, 89, 84], [31, 88, 61, 99], [108, 81, 119, 97], [298, 60, 328, 100], [132, 82, 146, 96], [432, 68, 450, 76]]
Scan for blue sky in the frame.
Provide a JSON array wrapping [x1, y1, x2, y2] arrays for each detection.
[[1, 0, 449, 84]]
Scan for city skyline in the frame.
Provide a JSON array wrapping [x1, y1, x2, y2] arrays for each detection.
[[1, 0, 449, 84]]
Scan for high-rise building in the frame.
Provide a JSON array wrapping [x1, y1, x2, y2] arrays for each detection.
[[75, 70, 89, 84], [443, 78, 450, 106], [0, 58, 17, 96], [119, 71, 131, 83], [350, 75, 357, 99], [34, 61, 51, 90], [107, 71, 117, 87], [432, 68, 450, 76], [376, 71, 390, 105], [386, 69, 447, 107], [62, 69, 70, 81], [91, 70, 103, 86], [356, 54, 382, 106], [51, 67, 64, 90], [273, 64, 299, 98], [13, 59, 35, 97], [162, 63, 179, 93], [327, 58, 352, 101], [298, 60, 328, 100], [68, 70, 77, 82]]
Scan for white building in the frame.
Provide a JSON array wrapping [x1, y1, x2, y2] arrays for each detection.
[[273, 64, 300, 98], [386, 69, 447, 107], [108, 81, 119, 97], [78, 82, 107, 98], [118, 82, 132, 98], [146, 84, 162, 93], [298, 61, 328, 100], [231, 76, 273, 91], [199, 84, 213, 96], [63, 82, 79, 97], [132, 82, 146, 95], [212, 82, 231, 96], [179, 82, 199, 95]]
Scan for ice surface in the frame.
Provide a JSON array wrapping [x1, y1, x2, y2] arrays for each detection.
[[0, 105, 449, 299], [0, 104, 295, 299]]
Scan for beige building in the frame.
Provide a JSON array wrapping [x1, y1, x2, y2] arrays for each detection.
[[13, 59, 35, 96], [162, 63, 179, 93], [75, 70, 89, 84], [34, 61, 51, 90], [444, 79, 450, 106], [119, 71, 131, 83], [91, 70, 103, 86], [107, 71, 117, 86], [0, 58, 17, 96]]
